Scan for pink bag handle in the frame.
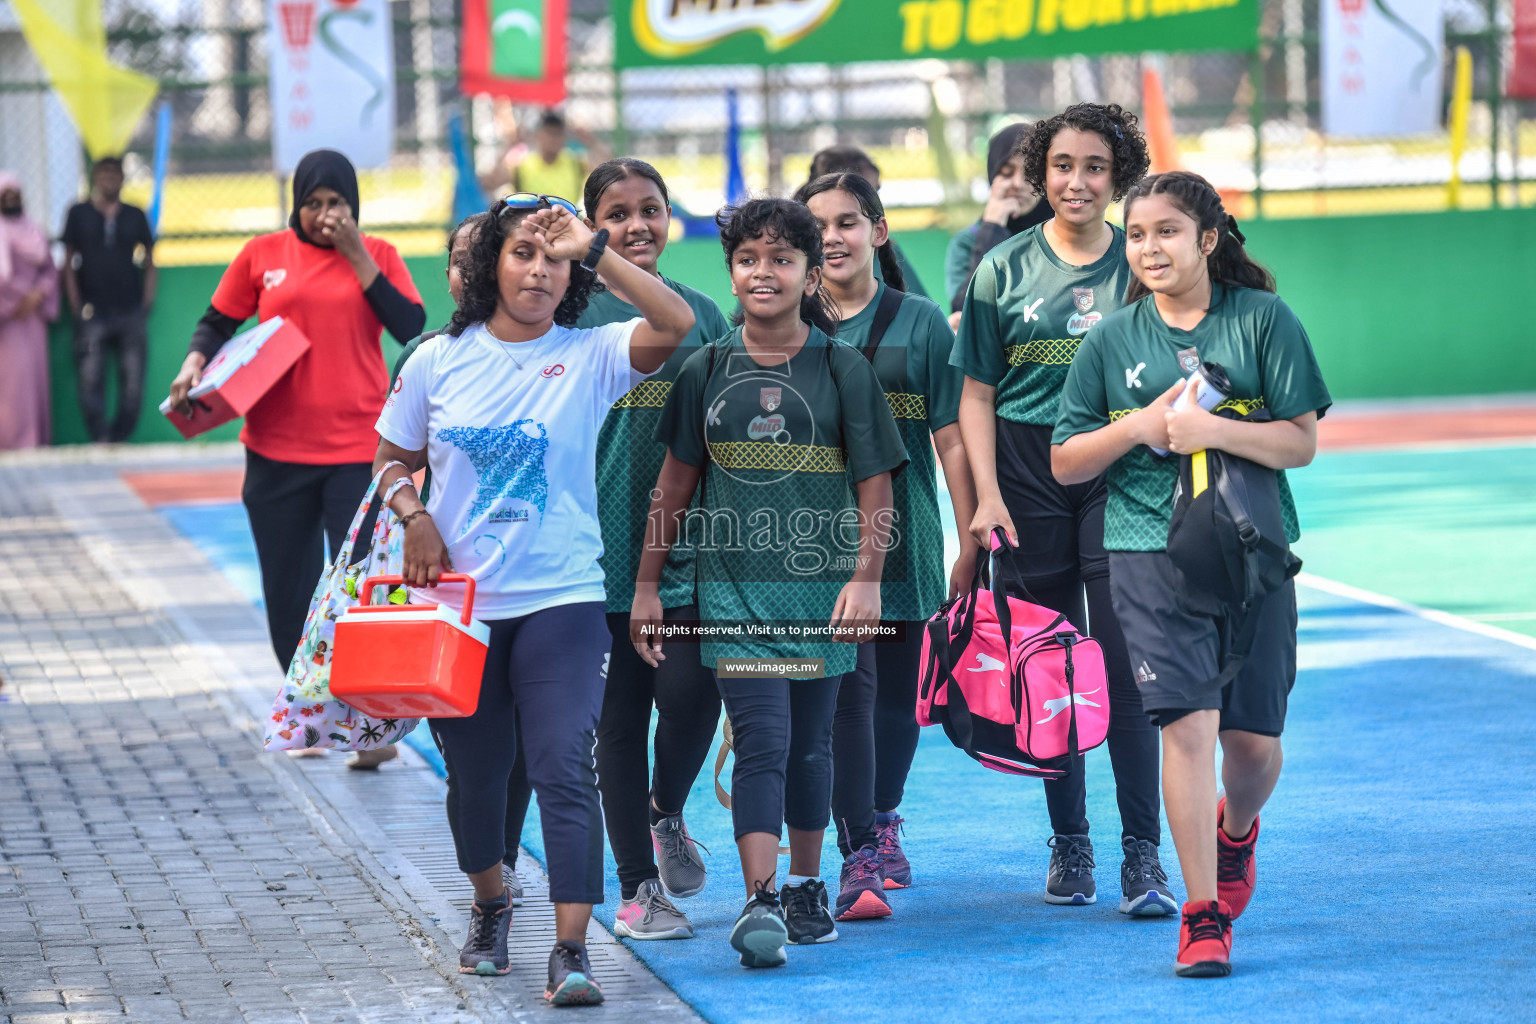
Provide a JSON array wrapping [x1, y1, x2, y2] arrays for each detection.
[[359, 574, 476, 626]]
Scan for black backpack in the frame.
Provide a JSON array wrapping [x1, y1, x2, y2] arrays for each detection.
[[1165, 405, 1302, 695]]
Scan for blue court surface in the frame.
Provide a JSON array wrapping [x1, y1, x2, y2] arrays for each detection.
[[156, 446, 1536, 1023]]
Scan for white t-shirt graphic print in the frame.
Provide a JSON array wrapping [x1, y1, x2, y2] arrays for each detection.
[[376, 319, 648, 619]]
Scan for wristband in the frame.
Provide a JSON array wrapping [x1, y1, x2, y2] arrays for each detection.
[[580, 229, 610, 272]]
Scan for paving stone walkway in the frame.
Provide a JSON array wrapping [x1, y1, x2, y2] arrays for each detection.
[[0, 449, 697, 1024]]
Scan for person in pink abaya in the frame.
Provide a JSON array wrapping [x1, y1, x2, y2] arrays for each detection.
[[0, 172, 58, 449]]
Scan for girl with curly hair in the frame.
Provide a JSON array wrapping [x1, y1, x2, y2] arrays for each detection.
[[633, 197, 907, 968], [794, 171, 979, 922], [372, 196, 695, 1005], [1053, 171, 1329, 977], [952, 103, 1173, 917], [575, 159, 731, 941]]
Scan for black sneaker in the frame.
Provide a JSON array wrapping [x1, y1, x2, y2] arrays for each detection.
[[1044, 834, 1097, 905], [1120, 836, 1179, 916], [781, 878, 838, 944], [458, 893, 512, 975], [544, 940, 604, 1005], [729, 880, 788, 968]]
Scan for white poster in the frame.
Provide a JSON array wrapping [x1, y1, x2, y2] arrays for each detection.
[[267, 0, 395, 175], [1322, 0, 1443, 136]]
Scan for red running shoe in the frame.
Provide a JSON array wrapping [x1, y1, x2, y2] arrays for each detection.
[[1175, 899, 1233, 978], [1216, 797, 1260, 919]]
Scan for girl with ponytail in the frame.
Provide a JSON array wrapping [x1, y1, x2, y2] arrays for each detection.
[[793, 172, 979, 920], [635, 196, 908, 967], [1052, 169, 1331, 978], [574, 158, 732, 942], [954, 102, 1169, 918]]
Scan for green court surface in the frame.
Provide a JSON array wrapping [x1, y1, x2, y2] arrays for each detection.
[[1288, 442, 1536, 638]]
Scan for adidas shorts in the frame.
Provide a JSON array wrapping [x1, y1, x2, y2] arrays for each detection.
[[1107, 550, 1297, 736]]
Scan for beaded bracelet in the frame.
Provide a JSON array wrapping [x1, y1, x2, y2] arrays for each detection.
[[398, 509, 432, 530]]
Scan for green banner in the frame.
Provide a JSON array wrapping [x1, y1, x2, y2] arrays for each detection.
[[614, 0, 1257, 68]]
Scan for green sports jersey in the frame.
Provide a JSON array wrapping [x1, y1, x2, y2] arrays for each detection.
[[1053, 284, 1333, 551], [835, 284, 962, 621], [952, 224, 1135, 426], [944, 224, 980, 305], [654, 325, 908, 677], [580, 278, 731, 613]]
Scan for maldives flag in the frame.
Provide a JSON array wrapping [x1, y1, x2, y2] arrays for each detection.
[[460, 0, 567, 102]]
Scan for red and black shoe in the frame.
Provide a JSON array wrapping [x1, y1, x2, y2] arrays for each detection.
[[1175, 899, 1233, 978], [1216, 797, 1260, 919]]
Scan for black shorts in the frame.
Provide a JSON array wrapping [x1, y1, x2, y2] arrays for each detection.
[[1108, 550, 1298, 736], [996, 419, 1108, 586]]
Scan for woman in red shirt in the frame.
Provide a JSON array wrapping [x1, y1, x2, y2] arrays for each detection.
[[168, 149, 426, 669]]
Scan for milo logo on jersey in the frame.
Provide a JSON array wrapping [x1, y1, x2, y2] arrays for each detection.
[[748, 414, 786, 440], [1067, 311, 1102, 335]]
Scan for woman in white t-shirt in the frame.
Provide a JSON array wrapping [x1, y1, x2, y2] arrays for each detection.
[[372, 196, 694, 1006]]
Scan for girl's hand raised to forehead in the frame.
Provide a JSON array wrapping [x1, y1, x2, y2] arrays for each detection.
[[524, 206, 595, 261]]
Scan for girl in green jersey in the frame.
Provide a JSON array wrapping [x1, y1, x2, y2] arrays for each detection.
[[954, 104, 1171, 915], [795, 171, 980, 920], [577, 159, 732, 941], [1053, 171, 1330, 978], [635, 197, 907, 968]]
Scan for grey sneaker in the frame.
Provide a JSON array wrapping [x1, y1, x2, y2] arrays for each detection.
[[650, 813, 708, 898], [501, 862, 524, 907], [1119, 836, 1178, 916], [544, 940, 604, 1005], [1044, 833, 1097, 905], [614, 878, 695, 940], [729, 881, 787, 968], [458, 895, 512, 975]]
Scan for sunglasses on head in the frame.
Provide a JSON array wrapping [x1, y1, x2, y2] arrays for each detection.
[[499, 192, 580, 217]]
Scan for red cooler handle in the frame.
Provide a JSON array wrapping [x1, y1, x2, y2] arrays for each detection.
[[359, 574, 476, 626]]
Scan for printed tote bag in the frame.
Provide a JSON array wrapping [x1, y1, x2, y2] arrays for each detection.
[[263, 469, 418, 752]]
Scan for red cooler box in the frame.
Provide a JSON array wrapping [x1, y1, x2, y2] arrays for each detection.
[[329, 574, 490, 718], [158, 316, 310, 439]]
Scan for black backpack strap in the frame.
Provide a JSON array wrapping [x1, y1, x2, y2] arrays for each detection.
[[1195, 457, 1303, 695], [862, 286, 906, 363]]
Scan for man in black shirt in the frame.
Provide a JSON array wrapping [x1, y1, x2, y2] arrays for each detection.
[[62, 156, 157, 443]]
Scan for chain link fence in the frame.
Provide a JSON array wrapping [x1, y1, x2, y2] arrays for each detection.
[[0, 0, 1528, 265]]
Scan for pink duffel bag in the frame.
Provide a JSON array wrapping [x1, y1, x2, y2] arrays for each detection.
[[916, 530, 1110, 778]]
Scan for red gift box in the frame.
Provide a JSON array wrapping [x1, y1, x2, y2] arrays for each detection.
[[159, 317, 311, 439]]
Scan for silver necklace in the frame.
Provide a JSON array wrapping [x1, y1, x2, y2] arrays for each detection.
[[484, 322, 533, 371]]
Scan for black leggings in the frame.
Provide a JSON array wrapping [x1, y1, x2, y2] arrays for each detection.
[[598, 606, 722, 900], [241, 448, 376, 669], [437, 721, 530, 870], [716, 675, 841, 840], [996, 419, 1162, 843], [1020, 576, 1160, 841], [430, 602, 607, 903], [830, 621, 926, 858]]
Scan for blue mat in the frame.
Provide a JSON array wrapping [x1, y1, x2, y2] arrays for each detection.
[[160, 501, 1536, 1022]]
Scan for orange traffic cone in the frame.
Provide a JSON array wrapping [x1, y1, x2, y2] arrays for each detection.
[[1142, 67, 1181, 173]]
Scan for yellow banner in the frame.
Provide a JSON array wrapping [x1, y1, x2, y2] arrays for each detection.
[[12, 0, 158, 159]]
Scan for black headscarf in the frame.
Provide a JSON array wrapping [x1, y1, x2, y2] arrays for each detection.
[[987, 122, 1031, 183], [289, 149, 361, 246]]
